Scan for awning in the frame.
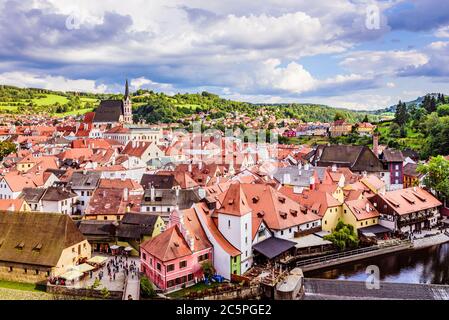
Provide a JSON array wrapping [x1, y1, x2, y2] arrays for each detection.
[[60, 270, 83, 281], [359, 224, 392, 236], [124, 247, 133, 251], [72, 263, 95, 273], [252, 237, 297, 260], [110, 245, 120, 250], [87, 256, 108, 265]]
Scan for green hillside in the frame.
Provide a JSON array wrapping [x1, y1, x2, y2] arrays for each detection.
[[0, 85, 379, 124]]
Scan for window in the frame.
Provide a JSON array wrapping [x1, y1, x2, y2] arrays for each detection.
[[179, 261, 187, 269], [198, 253, 209, 262], [245, 223, 247, 230], [142, 253, 147, 260], [167, 264, 175, 272], [188, 274, 193, 281], [152, 207, 156, 212], [81, 191, 85, 196], [245, 237, 248, 244], [9, 266, 13, 272], [344, 209, 347, 214], [228, 220, 231, 229], [167, 208, 171, 212], [24, 268, 27, 274], [156, 263, 161, 271], [325, 220, 327, 225], [35, 270, 39, 275], [280, 230, 284, 236]]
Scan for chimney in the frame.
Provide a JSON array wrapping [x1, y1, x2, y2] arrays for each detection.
[[188, 164, 192, 173], [373, 134, 379, 158], [332, 164, 337, 172], [189, 237, 195, 251], [365, 203, 370, 212], [175, 187, 180, 198], [132, 140, 136, 148], [199, 162, 203, 170], [123, 188, 129, 201], [309, 176, 315, 190], [150, 185, 155, 202], [304, 163, 310, 171]]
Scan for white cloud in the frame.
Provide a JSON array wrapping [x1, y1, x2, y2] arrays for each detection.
[[435, 26, 449, 38], [0, 71, 108, 93], [340, 50, 429, 75]]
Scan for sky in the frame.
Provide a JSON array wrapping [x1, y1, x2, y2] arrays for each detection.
[[1, 0, 449, 110]]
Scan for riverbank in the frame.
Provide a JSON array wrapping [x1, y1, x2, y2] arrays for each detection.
[[306, 241, 449, 285]]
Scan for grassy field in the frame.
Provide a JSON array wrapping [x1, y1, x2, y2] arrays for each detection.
[[0, 280, 53, 300], [0, 94, 99, 115], [32, 94, 69, 106]]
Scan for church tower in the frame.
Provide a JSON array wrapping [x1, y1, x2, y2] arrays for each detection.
[[123, 79, 133, 124]]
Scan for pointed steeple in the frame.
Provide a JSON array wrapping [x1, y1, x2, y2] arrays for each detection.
[[124, 79, 129, 99]]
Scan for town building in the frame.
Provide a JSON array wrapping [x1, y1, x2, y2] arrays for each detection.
[[0, 212, 91, 283]]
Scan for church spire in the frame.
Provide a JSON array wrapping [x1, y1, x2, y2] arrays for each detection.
[[125, 79, 129, 99]]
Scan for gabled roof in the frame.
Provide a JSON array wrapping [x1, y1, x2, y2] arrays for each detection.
[[217, 182, 252, 217], [93, 100, 124, 123], [373, 187, 442, 215], [382, 149, 404, 162], [20, 187, 47, 203], [345, 198, 380, 221], [140, 174, 175, 190], [0, 212, 86, 267], [194, 203, 240, 256], [140, 225, 192, 262]]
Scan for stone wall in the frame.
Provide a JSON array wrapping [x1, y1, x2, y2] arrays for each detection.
[[199, 286, 262, 300], [47, 284, 123, 300], [0, 265, 50, 284]]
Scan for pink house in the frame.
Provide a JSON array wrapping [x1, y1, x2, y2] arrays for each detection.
[[140, 208, 213, 291]]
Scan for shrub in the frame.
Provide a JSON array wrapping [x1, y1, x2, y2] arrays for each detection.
[[140, 276, 156, 298]]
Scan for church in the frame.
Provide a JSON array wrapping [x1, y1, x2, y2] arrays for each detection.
[[92, 80, 133, 127]]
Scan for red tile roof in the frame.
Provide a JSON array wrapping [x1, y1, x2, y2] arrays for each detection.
[[141, 225, 192, 262]]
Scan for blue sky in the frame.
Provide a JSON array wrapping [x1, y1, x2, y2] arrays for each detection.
[[1, 0, 449, 110]]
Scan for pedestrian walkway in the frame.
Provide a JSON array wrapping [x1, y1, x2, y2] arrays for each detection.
[[123, 276, 140, 300]]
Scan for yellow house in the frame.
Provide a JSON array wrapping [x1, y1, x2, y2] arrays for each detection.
[[342, 199, 380, 230], [321, 204, 343, 232], [0, 212, 91, 284]]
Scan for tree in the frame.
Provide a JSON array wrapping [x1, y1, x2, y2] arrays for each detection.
[[201, 260, 215, 279], [395, 100, 408, 126], [140, 276, 156, 298], [324, 220, 359, 251], [417, 156, 449, 205], [0, 141, 17, 160], [437, 104, 449, 117], [362, 114, 369, 123], [334, 112, 345, 122]]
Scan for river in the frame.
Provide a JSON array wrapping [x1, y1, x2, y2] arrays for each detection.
[[305, 243, 449, 285]]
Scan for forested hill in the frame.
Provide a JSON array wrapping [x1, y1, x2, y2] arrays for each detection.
[[0, 85, 376, 123], [131, 90, 377, 124]]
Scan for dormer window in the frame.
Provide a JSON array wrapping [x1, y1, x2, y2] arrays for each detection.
[[252, 196, 260, 203], [278, 197, 286, 204], [16, 241, 25, 250], [33, 243, 42, 252]]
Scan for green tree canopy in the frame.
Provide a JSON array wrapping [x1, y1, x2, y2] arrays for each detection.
[[417, 156, 449, 203], [323, 220, 359, 251]]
